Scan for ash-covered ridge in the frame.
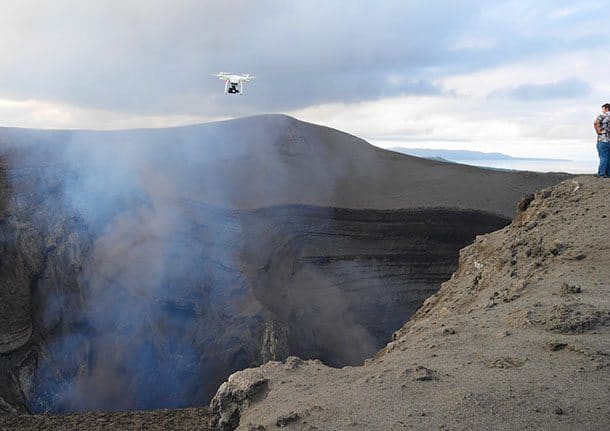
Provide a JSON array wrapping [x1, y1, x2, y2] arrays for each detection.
[[0, 115, 567, 418], [0, 114, 565, 214]]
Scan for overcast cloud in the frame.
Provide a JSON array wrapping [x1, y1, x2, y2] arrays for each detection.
[[0, 0, 608, 161]]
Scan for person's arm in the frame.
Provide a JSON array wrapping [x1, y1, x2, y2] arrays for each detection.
[[594, 117, 602, 134]]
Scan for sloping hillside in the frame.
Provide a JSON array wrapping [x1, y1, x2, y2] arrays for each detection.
[[0, 114, 566, 215]]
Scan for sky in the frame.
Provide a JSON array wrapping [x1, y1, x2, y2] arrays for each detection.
[[0, 0, 608, 161]]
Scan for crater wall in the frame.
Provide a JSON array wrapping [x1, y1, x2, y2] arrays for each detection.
[[0, 167, 507, 412]]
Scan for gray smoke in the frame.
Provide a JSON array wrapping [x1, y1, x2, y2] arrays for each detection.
[[10, 115, 381, 413]]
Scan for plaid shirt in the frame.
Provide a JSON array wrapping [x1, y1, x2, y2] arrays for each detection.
[[596, 113, 610, 142]]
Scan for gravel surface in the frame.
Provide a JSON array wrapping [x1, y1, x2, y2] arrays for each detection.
[[0, 407, 212, 430]]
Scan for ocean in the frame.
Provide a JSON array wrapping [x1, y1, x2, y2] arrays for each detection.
[[451, 159, 597, 174]]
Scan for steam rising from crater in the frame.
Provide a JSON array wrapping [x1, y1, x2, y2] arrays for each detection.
[[22, 115, 376, 412]]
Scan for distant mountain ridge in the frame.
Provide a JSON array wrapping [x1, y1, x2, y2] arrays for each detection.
[[389, 147, 568, 162]]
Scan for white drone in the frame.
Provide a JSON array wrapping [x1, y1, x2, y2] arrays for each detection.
[[213, 72, 255, 95]]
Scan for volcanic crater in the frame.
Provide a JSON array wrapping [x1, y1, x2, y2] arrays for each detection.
[[0, 115, 567, 416]]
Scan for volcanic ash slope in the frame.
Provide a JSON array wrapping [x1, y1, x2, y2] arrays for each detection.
[[212, 176, 610, 431]]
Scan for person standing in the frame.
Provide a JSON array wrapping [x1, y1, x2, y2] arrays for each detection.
[[594, 103, 610, 177]]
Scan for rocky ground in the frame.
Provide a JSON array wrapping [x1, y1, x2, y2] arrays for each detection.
[[0, 407, 212, 430], [211, 176, 610, 431]]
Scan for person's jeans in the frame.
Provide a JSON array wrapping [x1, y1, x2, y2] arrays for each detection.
[[597, 140, 610, 176]]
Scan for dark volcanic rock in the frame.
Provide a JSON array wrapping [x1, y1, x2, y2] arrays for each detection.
[[242, 205, 508, 365]]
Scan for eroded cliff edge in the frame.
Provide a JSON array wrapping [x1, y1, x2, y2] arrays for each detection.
[[211, 177, 610, 431]]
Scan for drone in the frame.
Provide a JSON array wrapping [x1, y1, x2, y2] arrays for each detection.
[[213, 72, 255, 94]]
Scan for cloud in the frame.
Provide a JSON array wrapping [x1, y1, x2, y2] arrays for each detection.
[[385, 77, 446, 96], [0, 1, 605, 118], [548, 7, 580, 19], [0, 0, 607, 164], [289, 91, 599, 162], [0, 1, 501, 115], [490, 78, 592, 101]]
